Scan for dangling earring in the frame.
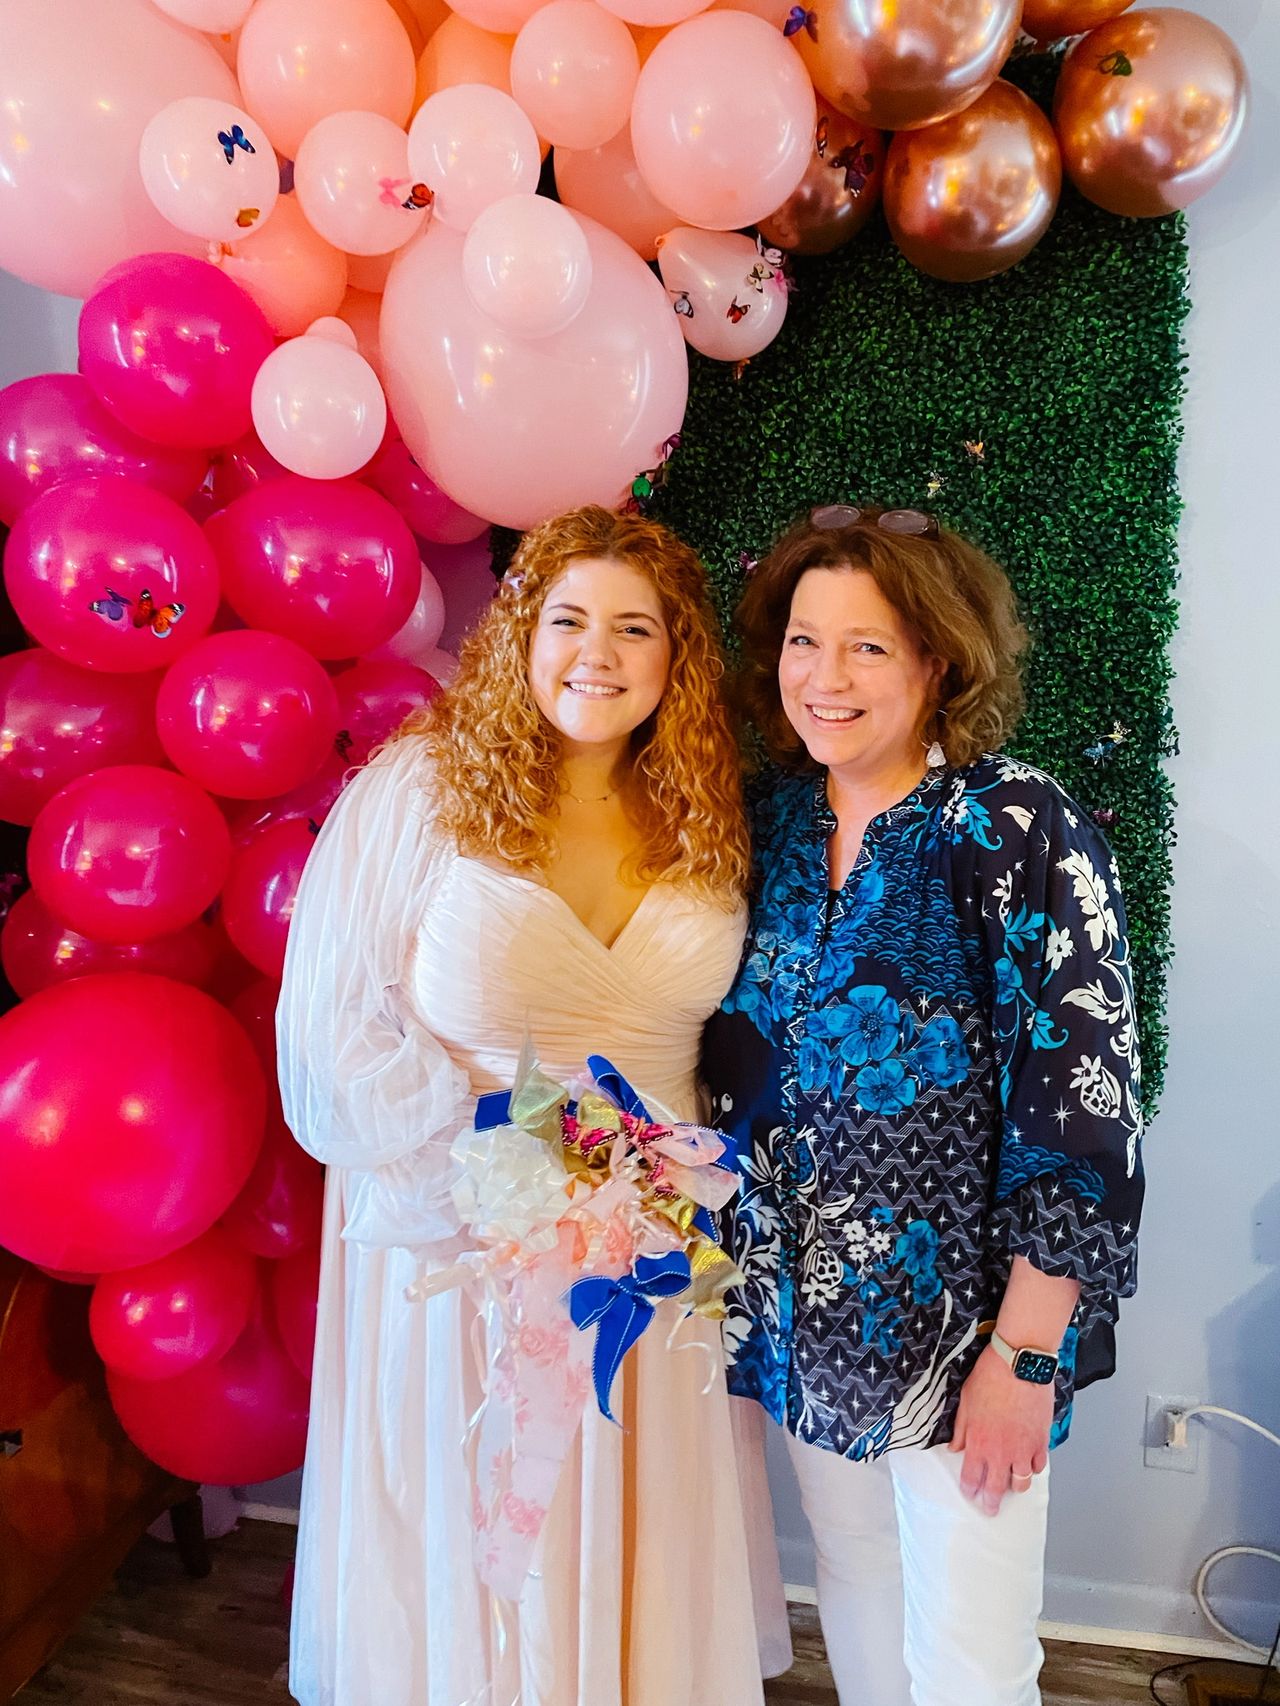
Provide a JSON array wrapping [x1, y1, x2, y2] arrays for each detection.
[[926, 738, 946, 769]]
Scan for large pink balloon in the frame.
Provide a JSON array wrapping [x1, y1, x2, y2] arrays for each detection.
[[237, 0, 416, 159], [0, 973, 265, 1272], [332, 658, 440, 767], [364, 438, 491, 543], [0, 0, 238, 299], [554, 126, 680, 264], [219, 196, 351, 339], [270, 1244, 321, 1379], [656, 227, 790, 361], [107, 1310, 309, 1484], [382, 215, 687, 529], [222, 1104, 325, 1258], [139, 97, 280, 246], [28, 765, 231, 945], [1, 888, 220, 1000], [251, 338, 388, 481], [0, 649, 165, 827], [90, 1227, 259, 1382], [156, 630, 341, 801], [0, 375, 207, 528], [511, 1, 639, 151], [630, 12, 815, 231], [4, 479, 220, 674], [207, 476, 420, 658], [221, 816, 316, 977], [294, 110, 431, 257], [79, 254, 275, 452]]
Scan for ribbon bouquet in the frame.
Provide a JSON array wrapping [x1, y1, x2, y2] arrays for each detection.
[[409, 1052, 743, 1599]]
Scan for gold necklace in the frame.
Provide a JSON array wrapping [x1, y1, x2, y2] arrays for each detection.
[[565, 787, 616, 805]]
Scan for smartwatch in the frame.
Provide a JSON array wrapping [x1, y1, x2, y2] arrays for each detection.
[[989, 1328, 1059, 1386]]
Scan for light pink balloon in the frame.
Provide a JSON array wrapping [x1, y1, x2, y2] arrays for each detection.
[[554, 125, 679, 262], [220, 196, 350, 338], [448, 0, 545, 40], [407, 85, 540, 231], [252, 338, 388, 481], [333, 658, 440, 767], [362, 562, 447, 666], [337, 290, 383, 377], [420, 645, 459, 685], [1, 888, 221, 1001], [381, 214, 687, 529], [598, 0, 709, 26], [0, 0, 238, 299], [631, 11, 815, 230], [463, 196, 593, 338], [511, 2, 639, 151], [307, 317, 360, 350], [295, 111, 432, 256], [140, 98, 280, 246], [153, 0, 256, 26], [364, 436, 491, 541], [237, 0, 416, 160], [656, 226, 789, 360], [710, 0, 790, 22]]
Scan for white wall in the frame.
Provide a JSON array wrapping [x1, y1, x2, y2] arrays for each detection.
[[3, 4, 1276, 1642]]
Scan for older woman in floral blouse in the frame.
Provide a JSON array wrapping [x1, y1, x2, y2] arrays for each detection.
[[706, 506, 1144, 1706]]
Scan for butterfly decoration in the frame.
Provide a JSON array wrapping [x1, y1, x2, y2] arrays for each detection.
[[670, 290, 695, 319], [726, 297, 750, 324], [307, 817, 323, 836], [622, 434, 683, 516], [1083, 723, 1130, 764], [963, 439, 985, 463], [744, 233, 791, 296], [1098, 49, 1133, 76], [925, 472, 945, 498], [830, 142, 876, 196], [88, 586, 131, 624], [334, 729, 354, 760], [218, 124, 255, 164], [378, 176, 412, 208], [132, 588, 186, 638], [236, 207, 260, 228], [739, 551, 759, 579], [783, 5, 818, 40], [402, 182, 433, 211], [815, 113, 830, 159], [1091, 807, 1118, 829]]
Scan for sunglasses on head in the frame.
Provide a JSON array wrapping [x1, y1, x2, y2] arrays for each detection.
[[809, 503, 939, 539]]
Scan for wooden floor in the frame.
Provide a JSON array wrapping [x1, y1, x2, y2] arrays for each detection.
[[11, 1518, 1262, 1705]]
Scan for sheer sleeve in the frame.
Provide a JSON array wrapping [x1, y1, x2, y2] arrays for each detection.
[[276, 735, 471, 1250]]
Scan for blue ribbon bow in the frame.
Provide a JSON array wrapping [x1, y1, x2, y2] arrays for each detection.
[[567, 1251, 692, 1423]]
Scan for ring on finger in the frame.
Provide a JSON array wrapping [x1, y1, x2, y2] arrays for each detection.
[[1011, 1472, 1034, 1490]]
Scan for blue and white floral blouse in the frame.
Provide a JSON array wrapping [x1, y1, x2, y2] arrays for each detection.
[[703, 754, 1145, 1459]]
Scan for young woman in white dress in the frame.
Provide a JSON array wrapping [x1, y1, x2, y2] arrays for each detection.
[[277, 505, 789, 1706]]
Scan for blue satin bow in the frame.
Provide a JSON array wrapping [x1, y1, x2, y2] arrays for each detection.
[[567, 1251, 692, 1424]]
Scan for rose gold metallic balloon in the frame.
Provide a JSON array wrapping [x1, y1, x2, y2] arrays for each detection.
[[758, 99, 884, 256], [1022, 0, 1134, 41], [884, 80, 1061, 283], [1054, 8, 1248, 218], [795, 0, 1023, 133]]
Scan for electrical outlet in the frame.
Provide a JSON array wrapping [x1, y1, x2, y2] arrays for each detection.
[[1144, 1392, 1201, 1473]]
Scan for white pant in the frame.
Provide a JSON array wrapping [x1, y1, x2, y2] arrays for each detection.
[[784, 1428, 1050, 1706]]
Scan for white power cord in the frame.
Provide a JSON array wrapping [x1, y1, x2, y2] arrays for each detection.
[[1176, 1404, 1280, 1658]]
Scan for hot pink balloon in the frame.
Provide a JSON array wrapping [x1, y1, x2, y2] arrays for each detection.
[[554, 123, 680, 264], [0, 973, 265, 1272], [332, 658, 439, 768], [364, 438, 491, 542], [79, 254, 275, 451], [28, 765, 231, 945], [237, 0, 416, 159], [511, 1, 639, 151], [90, 1226, 259, 1382], [220, 196, 351, 338], [108, 1309, 310, 1484], [0, 649, 165, 827], [4, 478, 219, 675], [0, 0, 239, 299], [0, 375, 207, 528], [407, 86, 540, 231], [222, 1103, 325, 1258], [221, 816, 316, 977], [207, 476, 420, 658], [1, 888, 220, 1001], [630, 10, 815, 230], [270, 1244, 321, 1379], [140, 98, 280, 246], [207, 430, 290, 512], [229, 979, 282, 1083], [462, 195, 594, 339], [381, 214, 688, 529], [251, 337, 388, 481], [656, 226, 789, 360], [362, 562, 448, 667], [156, 630, 341, 800], [226, 759, 349, 849], [295, 110, 431, 256]]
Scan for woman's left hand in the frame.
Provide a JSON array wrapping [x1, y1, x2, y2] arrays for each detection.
[[947, 1344, 1053, 1517]]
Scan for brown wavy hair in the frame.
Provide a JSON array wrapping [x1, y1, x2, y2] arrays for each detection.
[[398, 506, 749, 899], [736, 509, 1029, 769]]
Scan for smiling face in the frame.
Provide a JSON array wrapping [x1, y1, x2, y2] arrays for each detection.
[[779, 566, 942, 786], [528, 557, 672, 757]]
